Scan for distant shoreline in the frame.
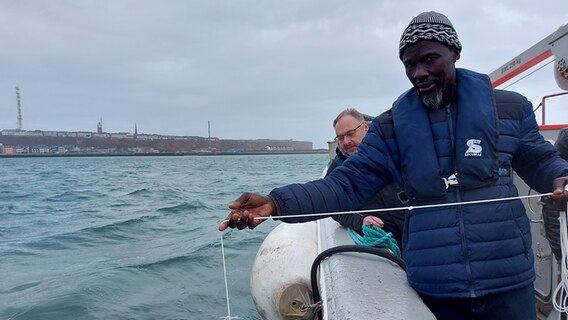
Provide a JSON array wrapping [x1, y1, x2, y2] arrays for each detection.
[[0, 150, 328, 158]]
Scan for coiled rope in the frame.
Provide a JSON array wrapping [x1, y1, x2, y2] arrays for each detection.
[[347, 224, 401, 257], [553, 209, 568, 313]]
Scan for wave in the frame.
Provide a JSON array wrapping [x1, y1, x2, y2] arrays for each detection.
[[74, 215, 163, 240], [125, 188, 151, 196], [0, 281, 42, 294], [126, 254, 194, 271], [122, 240, 221, 272], [157, 201, 211, 213], [0, 249, 38, 258], [45, 191, 93, 202], [19, 215, 162, 251], [15, 205, 217, 253]]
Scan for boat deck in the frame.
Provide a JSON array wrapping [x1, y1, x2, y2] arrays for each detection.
[[316, 218, 435, 319]]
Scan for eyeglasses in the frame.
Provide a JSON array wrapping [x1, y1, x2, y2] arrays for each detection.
[[334, 122, 364, 142]]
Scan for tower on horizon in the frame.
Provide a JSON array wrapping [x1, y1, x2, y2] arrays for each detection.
[[134, 123, 138, 139], [208, 120, 211, 149], [97, 118, 103, 133], [15, 86, 23, 131]]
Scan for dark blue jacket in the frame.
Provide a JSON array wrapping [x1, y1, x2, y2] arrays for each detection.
[[327, 147, 347, 173], [328, 147, 405, 247], [269, 69, 568, 298]]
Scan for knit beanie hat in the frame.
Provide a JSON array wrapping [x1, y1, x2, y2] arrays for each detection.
[[399, 11, 462, 59]]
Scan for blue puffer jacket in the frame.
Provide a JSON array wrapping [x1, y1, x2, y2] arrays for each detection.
[[270, 69, 568, 298]]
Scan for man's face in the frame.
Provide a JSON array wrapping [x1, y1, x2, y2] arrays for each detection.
[[334, 115, 368, 156], [401, 41, 459, 109]]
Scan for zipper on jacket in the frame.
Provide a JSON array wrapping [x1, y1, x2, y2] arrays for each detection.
[[446, 104, 475, 298]]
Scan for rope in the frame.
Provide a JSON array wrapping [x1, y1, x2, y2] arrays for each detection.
[[252, 192, 554, 221], [219, 232, 233, 320], [553, 209, 568, 313], [347, 224, 401, 257]]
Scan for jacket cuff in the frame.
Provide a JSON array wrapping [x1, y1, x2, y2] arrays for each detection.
[[354, 214, 366, 235], [267, 194, 281, 216]]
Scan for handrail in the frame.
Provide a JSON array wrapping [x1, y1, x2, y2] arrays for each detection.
[[539, 92, 568, 125]]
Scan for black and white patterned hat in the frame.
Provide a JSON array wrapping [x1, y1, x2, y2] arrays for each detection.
[[399, 11, 462, 59]]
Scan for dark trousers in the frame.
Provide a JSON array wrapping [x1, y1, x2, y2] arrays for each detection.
[[419, 284, 536, 320]]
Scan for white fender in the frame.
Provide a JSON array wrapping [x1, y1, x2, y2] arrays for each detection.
[[250, 221, 318, 320]]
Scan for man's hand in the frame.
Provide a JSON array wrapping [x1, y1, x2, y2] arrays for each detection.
[[362, 215, 385, 228], [218, 192, 275, 231], [549, 176, 568, 210]]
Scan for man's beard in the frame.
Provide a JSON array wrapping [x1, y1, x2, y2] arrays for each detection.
[[339, 144, 357, 157], [421, 90, 444, 110], [341, 147, 354, 157]]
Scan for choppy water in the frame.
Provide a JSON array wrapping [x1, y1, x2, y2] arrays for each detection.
[[0, 154, 327, 320]]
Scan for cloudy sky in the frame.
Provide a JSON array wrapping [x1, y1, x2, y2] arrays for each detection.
[[1, 0, 567, 148]]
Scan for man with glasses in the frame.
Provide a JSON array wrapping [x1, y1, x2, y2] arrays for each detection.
[[328, 108, 405, 248], [328, 108, 368, 171]]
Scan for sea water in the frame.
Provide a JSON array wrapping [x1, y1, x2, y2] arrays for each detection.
[[0, 154, 327, 320]]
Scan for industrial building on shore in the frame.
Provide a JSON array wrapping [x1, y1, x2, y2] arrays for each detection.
[[3, 88, 316, 156], [0, 128, 315, 156]]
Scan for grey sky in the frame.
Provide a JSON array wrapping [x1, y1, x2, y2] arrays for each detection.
[[1, 0, 567, 148]]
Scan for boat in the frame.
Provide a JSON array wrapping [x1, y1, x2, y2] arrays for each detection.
[[249, 24, 568, 320]]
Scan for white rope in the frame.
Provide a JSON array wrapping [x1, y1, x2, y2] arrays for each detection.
[[254, 192, 553, 221], [219, 232, 233, 320], [553, 209, 568, 313]]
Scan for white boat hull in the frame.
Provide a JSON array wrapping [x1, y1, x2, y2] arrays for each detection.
[[250, 218, 435, 319]]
